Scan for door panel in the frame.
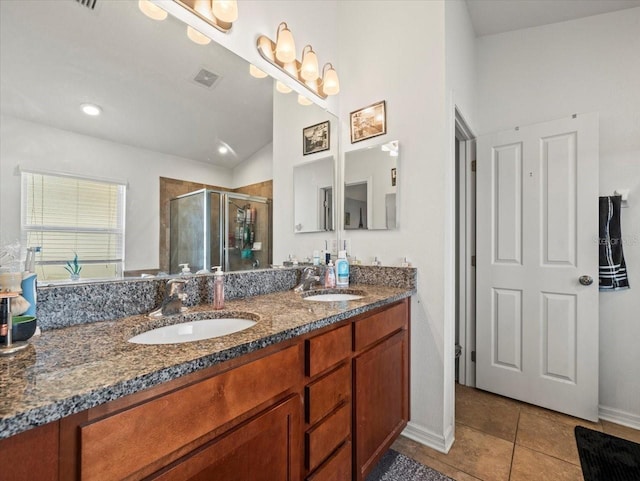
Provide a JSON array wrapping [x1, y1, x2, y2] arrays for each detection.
[[492, 288, 522, 371], [477, 114, 599, 421], [492, 142, 523, 265]]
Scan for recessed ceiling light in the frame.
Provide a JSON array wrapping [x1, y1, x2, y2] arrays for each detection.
[[81, 103, 102, 116], [218, 146, 229, 154]]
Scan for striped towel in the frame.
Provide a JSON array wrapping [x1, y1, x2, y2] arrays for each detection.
[[599, 196, 630, 290]]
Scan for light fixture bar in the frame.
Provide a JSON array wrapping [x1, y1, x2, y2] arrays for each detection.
[[256, 35, 333, 100], [173, 0, 236, 33]]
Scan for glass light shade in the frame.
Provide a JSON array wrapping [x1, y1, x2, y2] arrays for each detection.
[[138, 0, 167, 20], [193, 0, 214, 21], [304, 78, 319, 94], [283, 61, 298, 78], [276, 81, 292, 94], [275, 23, 296, 64], [187, 26, 211, 45], [300, 46, 319, 81], [249, 64, 268, 79], [322, 65, 340, 95], [298, 95, 313, 106], [211, 0, 238, 23]]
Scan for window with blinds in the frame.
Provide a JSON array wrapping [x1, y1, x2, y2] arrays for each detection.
[[21, 171, 126, 281]]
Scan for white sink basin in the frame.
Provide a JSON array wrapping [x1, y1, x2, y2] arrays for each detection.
[[303, 292, 364, 302], [129, 318, 257, 344]]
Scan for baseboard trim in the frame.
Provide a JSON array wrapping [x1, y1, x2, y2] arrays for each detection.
[[401, 422, 455, 454], [599, 405, 640, 430]]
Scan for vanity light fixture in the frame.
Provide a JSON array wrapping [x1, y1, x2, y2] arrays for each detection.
[[249, 64, 268, 79], [274, 23, 296, 63], [174, 0, 238, 34], [276, 81, 292, 94], [138, 0, 168, 21], [297, 95, 313, 106], [80, 103, 102, 116], [256, 23, 340, 100], [300, 45, 319, 81], [187, 25, 212, 45]]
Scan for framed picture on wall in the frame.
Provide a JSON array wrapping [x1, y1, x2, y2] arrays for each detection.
[[350, 100, 386, 143], [303, 120, 330, 155]]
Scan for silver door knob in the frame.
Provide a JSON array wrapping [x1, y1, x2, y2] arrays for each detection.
[[579, 275, 594, 286]]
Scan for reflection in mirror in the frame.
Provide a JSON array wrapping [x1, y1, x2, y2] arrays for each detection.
[[344, 140, 398, 230], [0, 0, 335, 283], [293, 157, 334, 233]]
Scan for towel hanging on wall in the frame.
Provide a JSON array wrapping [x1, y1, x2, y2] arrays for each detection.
[[599, 195, 630, 290]]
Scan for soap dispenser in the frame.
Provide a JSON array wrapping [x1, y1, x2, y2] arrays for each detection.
[[324, 260, 336, 288], [179, 263, 192, 275], [212, 266, 224, 310]]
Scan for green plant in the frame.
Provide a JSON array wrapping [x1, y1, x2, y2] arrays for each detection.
[[64, 253, 82, 276]]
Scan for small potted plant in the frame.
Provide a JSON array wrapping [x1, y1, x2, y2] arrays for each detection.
[[65, 253, 82, 281]]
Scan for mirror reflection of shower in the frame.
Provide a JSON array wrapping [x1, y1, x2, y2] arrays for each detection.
[[169, 190, 272, 273]]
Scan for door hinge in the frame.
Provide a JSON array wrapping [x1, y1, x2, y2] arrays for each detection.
[[471, 351, 476, 362], [471, 160, 476, 172], [471, 255, 476, 267]]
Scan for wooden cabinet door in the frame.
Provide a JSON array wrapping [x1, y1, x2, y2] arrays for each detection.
[[149, 395, 302, 481], [353, 331, 408, 481]]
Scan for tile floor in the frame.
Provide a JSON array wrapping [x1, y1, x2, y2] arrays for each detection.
[[391, 384, 640, 481]]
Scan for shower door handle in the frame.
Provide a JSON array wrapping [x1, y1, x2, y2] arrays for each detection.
[[579, 275, 594, 286]]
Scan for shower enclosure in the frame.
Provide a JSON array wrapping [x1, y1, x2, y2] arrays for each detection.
[[169, 189, 272, 273]]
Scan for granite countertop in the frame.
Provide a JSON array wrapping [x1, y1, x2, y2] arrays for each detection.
[[0, 284, 413, 439]]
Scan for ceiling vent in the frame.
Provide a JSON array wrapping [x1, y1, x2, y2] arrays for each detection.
[[193, 69, 221, 89], [75, 0, 98, 10]]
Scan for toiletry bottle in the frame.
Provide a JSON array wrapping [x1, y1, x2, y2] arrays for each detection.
[[336, 250, 349, 288], [212, 266, 224, 310], [324, 260, 336, 288], [179, 263, 191, 275]]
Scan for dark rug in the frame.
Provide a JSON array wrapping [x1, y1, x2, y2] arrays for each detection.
[[366, 449, 454, 481], [575, 426, 640, 481]]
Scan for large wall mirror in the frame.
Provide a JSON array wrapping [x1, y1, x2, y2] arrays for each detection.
[[344, 140, 399, 230], [0, 0, 336, 281]]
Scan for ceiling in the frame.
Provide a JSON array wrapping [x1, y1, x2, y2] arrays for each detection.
[[466, 0, 640, 36], [0, 0, 273, 168]]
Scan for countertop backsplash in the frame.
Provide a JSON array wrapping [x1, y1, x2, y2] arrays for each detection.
[[35, 266, 416, 331]]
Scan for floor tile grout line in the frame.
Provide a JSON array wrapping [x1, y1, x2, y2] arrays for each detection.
[[507, 407, 520, 481]]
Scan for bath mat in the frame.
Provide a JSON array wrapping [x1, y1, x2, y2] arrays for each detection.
[[575, 426, 640, 481], [366, 449, 454, 481]]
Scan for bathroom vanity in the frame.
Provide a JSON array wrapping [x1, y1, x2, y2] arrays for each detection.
[[0, 273, 412, 481]]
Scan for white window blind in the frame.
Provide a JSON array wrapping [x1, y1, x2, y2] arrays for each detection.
[[21, 171, 126, 281]]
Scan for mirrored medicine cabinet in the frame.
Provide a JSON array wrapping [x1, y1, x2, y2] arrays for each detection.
[[344, 140, 399, 230]]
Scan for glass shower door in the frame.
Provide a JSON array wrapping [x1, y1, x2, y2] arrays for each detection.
[[169, 190, 209, 274], [225, 194, 271, 271]]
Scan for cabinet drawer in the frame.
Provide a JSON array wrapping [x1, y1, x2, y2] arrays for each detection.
[[306, 402, 350, 471], [306, 324, 351, 377], [307, 441, 351, 481], [305, 363, 350, 425], [150, 395, 301, 481], [80, 345, 301, 481], [353, 301, 407, 352]]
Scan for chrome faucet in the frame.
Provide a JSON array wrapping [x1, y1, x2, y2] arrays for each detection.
[[294, 266, 322, 292], [149, 278, 188, 317]]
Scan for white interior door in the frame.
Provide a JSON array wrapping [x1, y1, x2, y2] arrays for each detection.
[[476, 114, 599, 421]]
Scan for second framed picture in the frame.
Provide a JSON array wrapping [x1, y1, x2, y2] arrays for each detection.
[[303, 121, 330, 155], [350, 100, 386, 143]]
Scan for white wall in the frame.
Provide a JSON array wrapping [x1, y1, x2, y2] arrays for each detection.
[[337, 0, 453, 451], [232, 142, 273, 188], [476, 8, 640, 426], [273, 90, 338, 264], [0, 115, 232, 271]]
